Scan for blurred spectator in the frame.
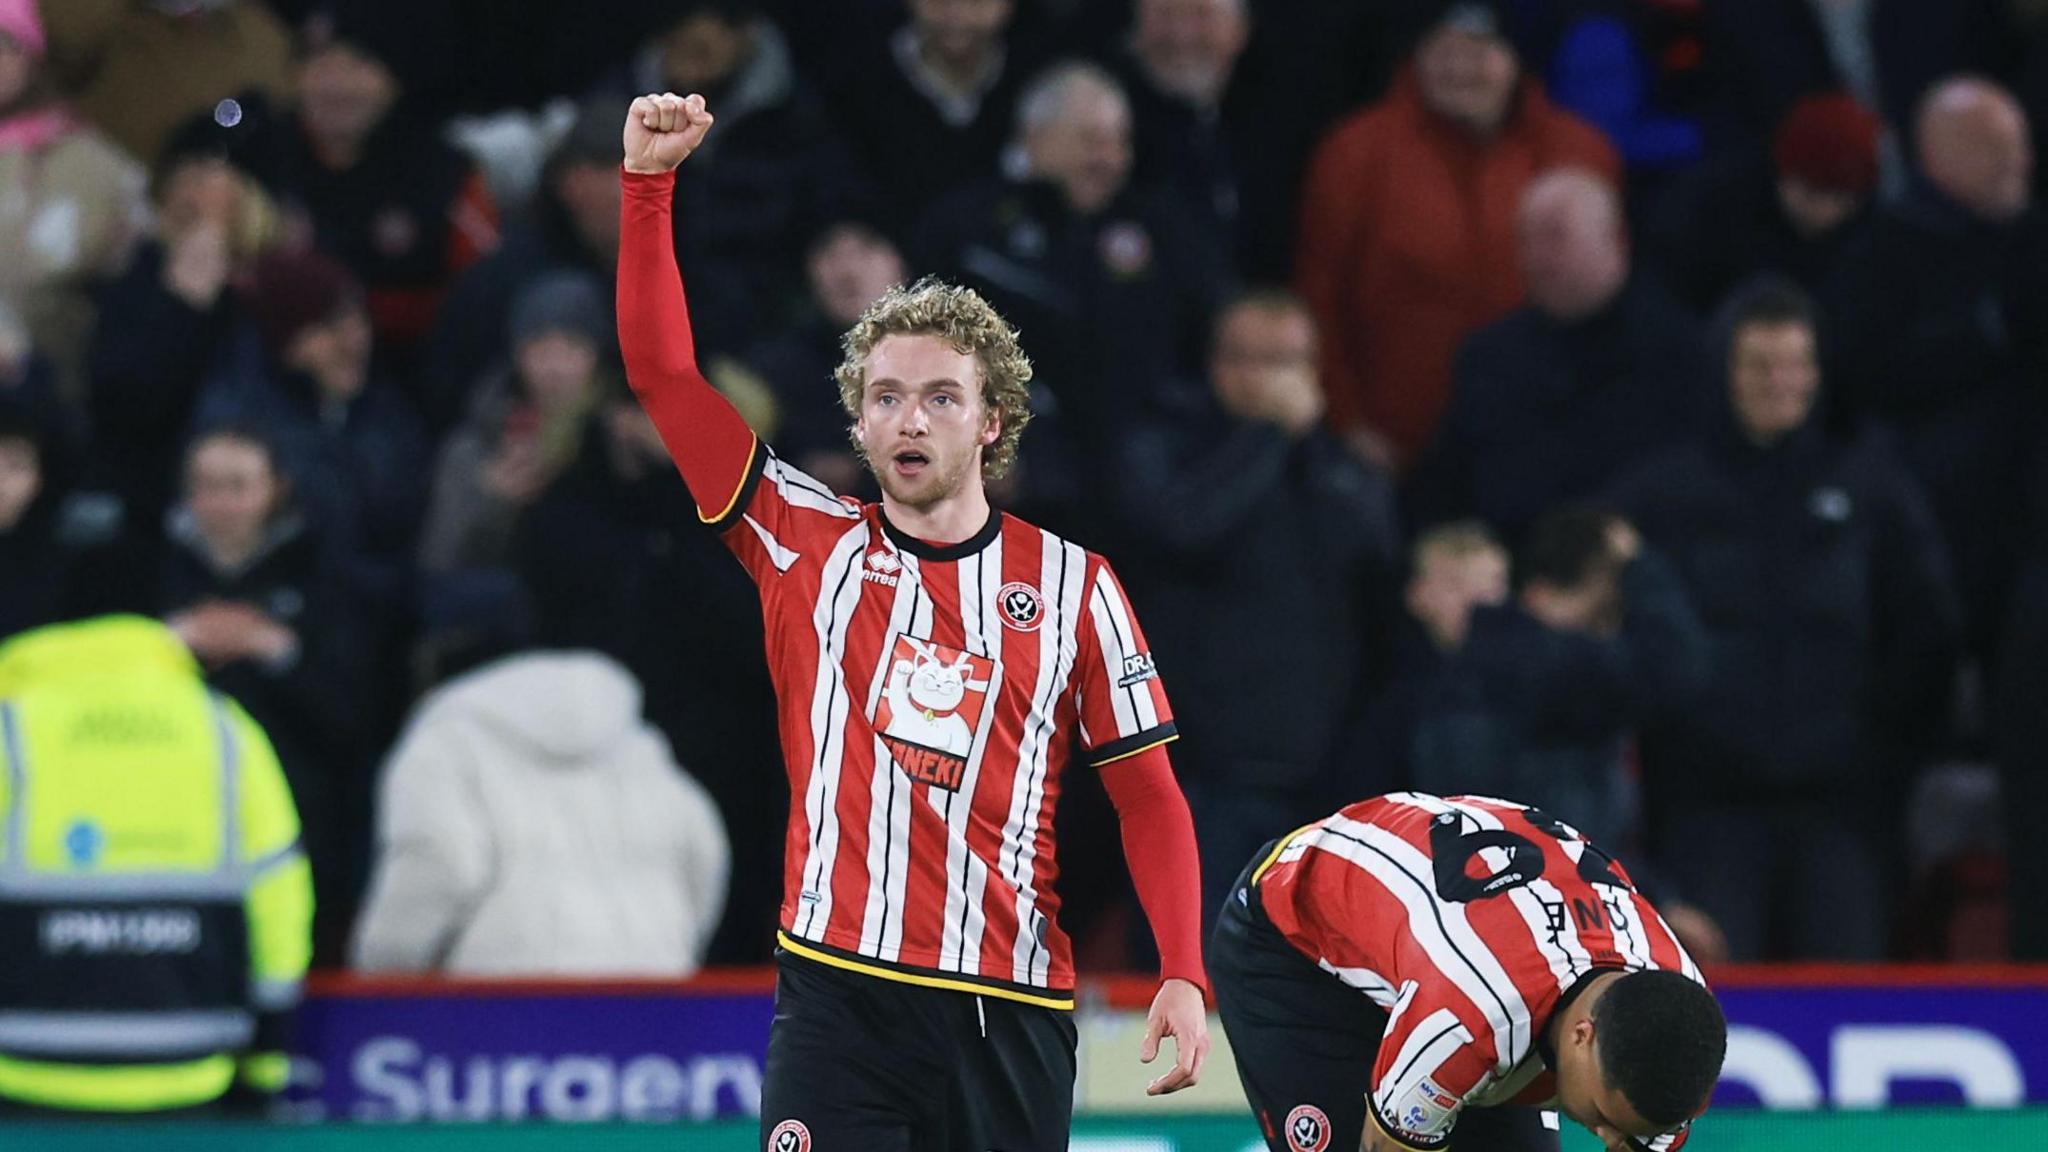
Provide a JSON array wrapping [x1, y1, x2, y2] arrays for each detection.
[[89, 103, 289, 527], [1295, 0, 1619, 471], [12, 0, 2040, 982], [1210, 0, 1445, 284], [1610, 279, 1962, 960], [1405, 506, 1705, 857], [1997, 431, 2048, 960], [589, 0, 855, 354], [281, 6, 499, 362], [1410, 167, 1710, 544], [0, 297, 71, 448], [352, 651, 729, 977], [1406, 521, 1512, 657], [190, 251, 426, 768], [1699, 0, 2005, 163], [921, 59, 1232, 529], [738, 216, 905, 495], [1648, 91, 1883, 314], [420, 271, 613, 572], [269, 0, 557, 122], [0, 300, 32, 381], [0, 404, 127, 638], [826, 0, 1032, 229], [1982, 0, 2048, 975], [195, 248, 429, 599], [0, 405, 49, 589], [0, 0, 147, 403], [1115, 290, 1398, 929], [1358, 521, 1510, 792], [0, 614, 310, 1116], [1108, 0, 1257, 268], [765, 0, 908, 92], [41, 0, 292, 169], [510, 400, 783, 962], [420, 98, 620, 434], [159, 424, 368, 958], [1385, 513, 1728, 967], [151, 87, 296, 218], [1827, 77, 2048, 673], [2027, 1, 2048, 172]]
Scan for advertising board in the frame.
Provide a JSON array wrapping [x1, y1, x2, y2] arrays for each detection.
[[291, 967, 2048, 1122]]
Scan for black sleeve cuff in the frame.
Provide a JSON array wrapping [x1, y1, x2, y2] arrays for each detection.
[[702, 438, 767, 533], [1088, 722, 1179, 767]]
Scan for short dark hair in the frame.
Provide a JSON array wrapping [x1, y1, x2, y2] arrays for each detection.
[[1211, 287, 1318, 354], [1720, 275, 1816, 346], [185, 421, 287, 481], [666, 0, 759, 26], [1519, 504, 1618, 592], [1593, 970, 1728, 1129]]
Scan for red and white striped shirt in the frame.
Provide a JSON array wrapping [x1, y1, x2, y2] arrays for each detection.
[[615, 168, 1189, 1008], [721, 448, 1175, 1004], [1253, 793, 1704, 1150]]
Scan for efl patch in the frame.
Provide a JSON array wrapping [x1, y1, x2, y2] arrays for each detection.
[[1395, 1076, 1459, 1138], [768, 1119, 811, 1152], [1379, 1102, 1451, 1149], [996, 581, 1044, 631], [1285, 1104, 1332, 1152], [873, 635, 998, 791], [1419, 1078, 1458, 1110]]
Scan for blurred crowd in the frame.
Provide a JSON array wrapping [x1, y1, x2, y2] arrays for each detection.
[[3, 0, 2046, 974]]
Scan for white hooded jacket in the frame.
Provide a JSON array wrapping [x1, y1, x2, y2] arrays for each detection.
[[352, 652, 729, 976]]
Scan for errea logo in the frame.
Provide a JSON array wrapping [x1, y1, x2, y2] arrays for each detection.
[[864, 550, 901, 587]]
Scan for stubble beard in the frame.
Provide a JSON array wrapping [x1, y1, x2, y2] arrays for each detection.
[[870, 445, 981, 513]]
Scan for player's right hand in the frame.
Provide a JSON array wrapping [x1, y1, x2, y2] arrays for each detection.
[[623, 92, 714, 174]]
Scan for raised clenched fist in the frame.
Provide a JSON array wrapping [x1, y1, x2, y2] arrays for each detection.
[[623, 92, 715, 174]]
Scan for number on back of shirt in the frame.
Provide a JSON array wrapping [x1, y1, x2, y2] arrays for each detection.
[[1428, 806, 1636, 904]]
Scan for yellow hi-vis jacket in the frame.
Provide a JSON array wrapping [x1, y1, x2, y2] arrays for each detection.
[[0, 615, 313, 1111]]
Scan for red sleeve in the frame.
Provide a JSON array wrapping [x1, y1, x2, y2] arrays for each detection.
[[617, 168, 761, 526], [1367, 981, 1498, 1150], [1098, 742, 1207, 995]]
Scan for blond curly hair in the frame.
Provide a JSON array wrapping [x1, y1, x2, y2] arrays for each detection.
[[834, 278, 1034, 479]]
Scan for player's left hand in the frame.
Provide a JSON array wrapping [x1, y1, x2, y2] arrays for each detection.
[[1140, 977, 1209, 1095]]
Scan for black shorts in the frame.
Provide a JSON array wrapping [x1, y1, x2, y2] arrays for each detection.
[[1211, 849, 1560, 1152], [759, 947, 1078, 1152]]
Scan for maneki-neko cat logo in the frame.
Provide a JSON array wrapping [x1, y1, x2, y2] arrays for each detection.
[[874, 635, 998, 791]]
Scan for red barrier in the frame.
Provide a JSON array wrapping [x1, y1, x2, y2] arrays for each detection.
[[306, 963, 2048, 1010]]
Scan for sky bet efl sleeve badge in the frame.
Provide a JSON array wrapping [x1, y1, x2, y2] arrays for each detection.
[[873, 635, 1000, 791]]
